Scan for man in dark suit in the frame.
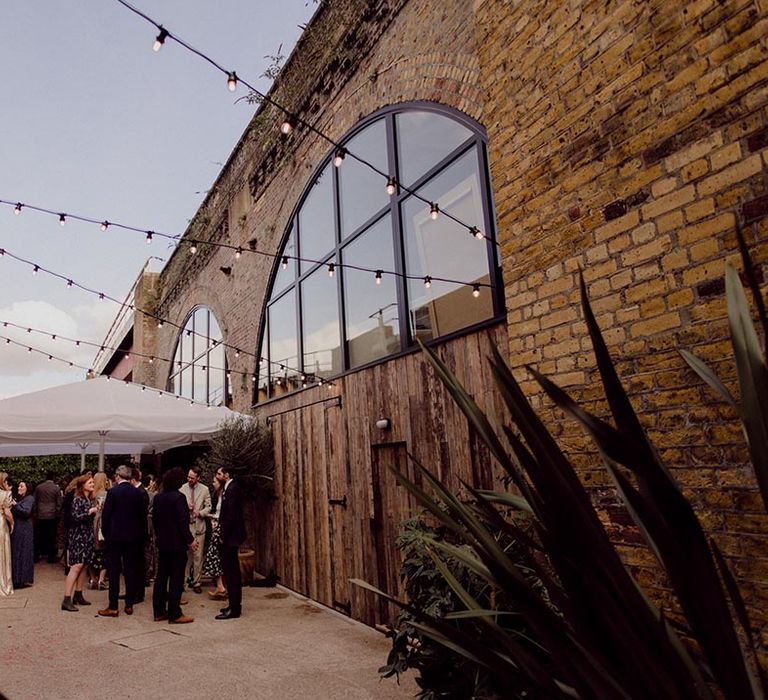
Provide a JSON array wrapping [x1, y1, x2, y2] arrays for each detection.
[[152, 467, 197, 624], [98, 464, 148, 617], [215, 466, 246, 620]]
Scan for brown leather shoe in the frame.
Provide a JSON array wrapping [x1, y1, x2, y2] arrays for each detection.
[[124, 606, 134, 615], [98, 608, 119, 617], [193, 585, 202, 594], [154, 614, 168, 622], [169, 615, 194, 624]]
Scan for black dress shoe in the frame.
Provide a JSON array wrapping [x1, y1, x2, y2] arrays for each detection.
[[215, 610, 240, 620], [219, 606, 230, 614]]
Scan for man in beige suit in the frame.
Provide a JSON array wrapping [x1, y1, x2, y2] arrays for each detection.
[[179, 466, 211, 593]]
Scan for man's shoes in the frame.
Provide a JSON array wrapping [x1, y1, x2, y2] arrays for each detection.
[[169, 615, 194, 624], [215, 610, 241, 620], [98, 608, 119, 617], [219, 606, 230, 614], [154, 614, 168, 622], [208, 591, 228, 601], [124, 606, 134, 615], [193, 585, 202, 594]]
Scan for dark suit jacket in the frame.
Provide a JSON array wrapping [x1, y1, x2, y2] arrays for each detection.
[[152, 491, 193, 551], [218, 480, 246, 548], [102, 481, 148, 543]]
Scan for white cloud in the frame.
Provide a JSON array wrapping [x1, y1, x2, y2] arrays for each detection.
[[0, 298, 118, 397]]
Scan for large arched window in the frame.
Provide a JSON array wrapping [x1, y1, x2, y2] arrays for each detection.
[[168, 306, 226, 406], [256, 104, 501, 402]]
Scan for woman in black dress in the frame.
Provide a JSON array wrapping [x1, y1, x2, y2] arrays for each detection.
[[61, 475, 96, 612], [11, 481, 34, 588]]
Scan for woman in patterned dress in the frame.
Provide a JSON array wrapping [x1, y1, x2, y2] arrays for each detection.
[[202, 478, 226, 600], [61, 475, 97, 612]]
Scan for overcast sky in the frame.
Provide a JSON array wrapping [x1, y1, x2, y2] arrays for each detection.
[[0, 0, 316, 399]]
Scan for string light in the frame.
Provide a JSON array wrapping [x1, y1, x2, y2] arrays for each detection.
[[327, 262, 335, 277], [32, 265, 38, 275], [67, 279, 73, 288], [423, 276, 432, 289], [234, 247, 242, 260], [375, 270, 382, 285], [469, 226, 484, 240], [145, 231, 153, 243], [333, 148, 346, 167], [386, 177, 397, 195], [280, 116, 296, 135], [189, 241, 197, 254], [59, 214, 66, 226], [101, 221, 109, 231], [430, 203, 439, 220], [153, 26, 168, 52], [281, 255, 288, 270], [472, 284, 480, 298], [227, 71, 238, 92], [14, 203, 22, 215]]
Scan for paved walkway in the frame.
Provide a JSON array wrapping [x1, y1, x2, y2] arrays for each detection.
[[0, 563, 416, 699]]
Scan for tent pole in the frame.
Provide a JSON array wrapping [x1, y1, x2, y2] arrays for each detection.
[[98, 431, 108, 472], [78, 443, 88, 473]]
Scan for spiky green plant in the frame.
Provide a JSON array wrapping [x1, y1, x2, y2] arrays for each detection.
[[354, 259, 767, 698]]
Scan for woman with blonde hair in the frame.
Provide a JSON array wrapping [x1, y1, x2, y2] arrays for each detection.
[[0, 472, 14, 596], [89, 471, 110, 590], [61, 474, 97, 611]]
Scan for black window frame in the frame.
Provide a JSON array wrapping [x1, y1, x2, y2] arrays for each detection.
[[254, 102, 503, 405]]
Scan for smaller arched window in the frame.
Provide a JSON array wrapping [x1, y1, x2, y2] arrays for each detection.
[[168, 307, 226, 406]]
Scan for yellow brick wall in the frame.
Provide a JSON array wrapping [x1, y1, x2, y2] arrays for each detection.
[[474, 0, 768, 655]]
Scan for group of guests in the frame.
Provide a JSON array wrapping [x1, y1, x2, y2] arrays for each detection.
[[0, 464, 246, 624]]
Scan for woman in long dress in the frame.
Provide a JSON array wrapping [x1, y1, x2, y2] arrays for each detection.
[[0, 472, 14, 597], [11, 481, 34, 588]]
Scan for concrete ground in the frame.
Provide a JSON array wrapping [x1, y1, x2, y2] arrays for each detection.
[[0, 563, 417, 699]]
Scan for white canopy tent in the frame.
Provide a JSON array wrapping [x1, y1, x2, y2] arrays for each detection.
[[0, 376, 236, 469]]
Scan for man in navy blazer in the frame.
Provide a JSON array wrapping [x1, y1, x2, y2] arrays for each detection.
[[98, 464, 148, 617], [152, 467, 197, 624], [214, 466, 246, 620]]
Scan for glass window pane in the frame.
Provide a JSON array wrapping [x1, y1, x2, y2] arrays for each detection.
[[209, 343, 225, 406], [338, 119, 389, 238], [342, 216, 400, 367], [396, 111, 473, 188], [180, 325, 192, 364], [180, 365, 192, 400], [271, 225, 296, 299], [268, 290, 299, 391], [298, 165, 334, 267], [402, 149, 493, 341], [256, 331, 269, 403], [193, 363, 207, 402], [301, 263, 341, 378]]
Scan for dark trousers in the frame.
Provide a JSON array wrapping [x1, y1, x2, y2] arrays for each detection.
[[134, 541, 147, 600], [153, 549, 186, 621], [221, 545, 242, 614], [35, 518, 58, 562], [106, 541, 140, 609]]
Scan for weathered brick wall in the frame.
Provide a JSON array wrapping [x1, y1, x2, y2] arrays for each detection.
[[473, 0, 768, 653]]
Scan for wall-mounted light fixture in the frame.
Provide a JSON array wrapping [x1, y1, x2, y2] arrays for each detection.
[[375, 418, 391, 430]]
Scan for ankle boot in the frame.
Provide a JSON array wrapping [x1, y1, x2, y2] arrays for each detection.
[[73, 590, 91, 606], [61, 596, 78, 612]]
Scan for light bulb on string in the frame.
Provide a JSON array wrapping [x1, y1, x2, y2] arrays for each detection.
[[472, 284, 481, 298], [470, 226, 484, 240], [32, 265, 38, 275], [146, 231, 153, 244], [26, 347, 31, 353], [98, 293, 105, 301], [14, 203, 22, 215], [281, 256, 288, 270], [59, 214, 66, 226], [189, 241, 197, 254], [234, 247, 242, 260], [153, 27, 168, 52], [375, 270, 382, 285], [333, 148, 346, 167], [66, 279, 73, 288], [386, 177, 397, 195], [280, 116, 296, 135], [157, 320, 164, 329], [430, 203, 440, 220], [227, 72, 238, 92], [234, 349, 241, 358], [327, 263, 335, 277], [101, 221, 109, 232], [423, 276, 432, 289], [48, 355, 52, 361]]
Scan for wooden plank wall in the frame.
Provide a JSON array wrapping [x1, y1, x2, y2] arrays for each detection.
[[253, 324, 509, 627]]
